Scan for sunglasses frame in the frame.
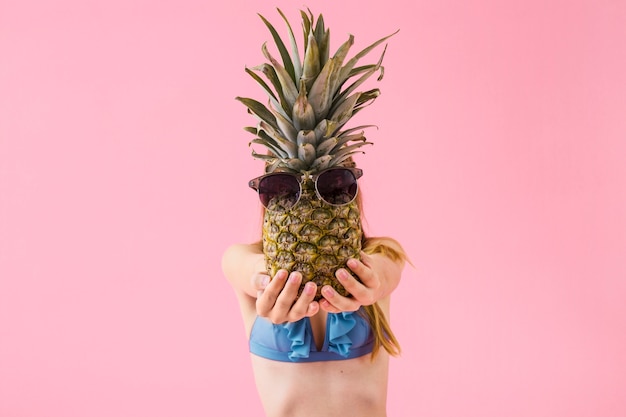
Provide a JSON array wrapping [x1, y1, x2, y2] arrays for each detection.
[[249, 167, 363, 209]]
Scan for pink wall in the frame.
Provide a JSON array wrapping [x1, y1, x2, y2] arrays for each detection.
[[1, 1, 625, 416]]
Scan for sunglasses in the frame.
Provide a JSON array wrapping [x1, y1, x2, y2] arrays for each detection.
[[249, 167, 363, 210]]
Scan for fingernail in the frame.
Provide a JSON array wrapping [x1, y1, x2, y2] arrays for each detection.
[[347, 259, 358, 268], [289, 272, 301, 284], [261, 276, 270, 287], [323, 286, 335, 298], [304, 282, 315, 295], [337, 269, 348, 281]]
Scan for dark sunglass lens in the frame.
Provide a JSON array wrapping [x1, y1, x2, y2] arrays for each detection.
[[258, 174, 300, 209], [317, 169, 358, 205]]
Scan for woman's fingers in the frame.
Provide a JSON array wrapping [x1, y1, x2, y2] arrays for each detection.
[[320, 285, 361, 313], [320, 255, 385, 312], [336, 263, 380, 305], [258, 263, 381, 319], [347, 256, 380, 291], [273, 271, 303, 312], [251, 272, 270, 296], [257, 271, 319, 323], [255, 269, 288, 317], [288, 281, 319, 319], [335, 268, 374, 306]]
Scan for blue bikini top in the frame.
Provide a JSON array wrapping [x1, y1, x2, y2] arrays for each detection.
[[249, 309, 374, 363]]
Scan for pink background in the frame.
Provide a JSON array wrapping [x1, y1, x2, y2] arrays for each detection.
[[1, 0, 625, 416]]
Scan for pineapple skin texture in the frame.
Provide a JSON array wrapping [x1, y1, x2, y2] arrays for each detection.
[[262, 185, 362, 300]]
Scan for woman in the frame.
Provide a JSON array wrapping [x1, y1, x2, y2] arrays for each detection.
[[226, 9, 406, 415], [222, 222, 407, 417]]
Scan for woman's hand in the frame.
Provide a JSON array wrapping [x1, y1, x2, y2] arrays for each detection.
[[252, 269, 319, 324], [320, 251, 403, 313]]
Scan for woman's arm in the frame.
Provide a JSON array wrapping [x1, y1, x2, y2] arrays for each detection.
[[221, 243, 266, 299]]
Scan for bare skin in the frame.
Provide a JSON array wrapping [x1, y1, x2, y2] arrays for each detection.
[[222, 241, 404, 417]]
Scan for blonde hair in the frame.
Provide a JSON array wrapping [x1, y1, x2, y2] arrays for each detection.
[[361, 236, 407, 358], [355, 179, 407, 358]]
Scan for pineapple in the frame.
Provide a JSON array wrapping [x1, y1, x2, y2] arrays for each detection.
[[237, 9, 395, 300]]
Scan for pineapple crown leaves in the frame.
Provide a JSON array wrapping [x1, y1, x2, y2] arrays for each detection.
[[236, 8, 398, 174]]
